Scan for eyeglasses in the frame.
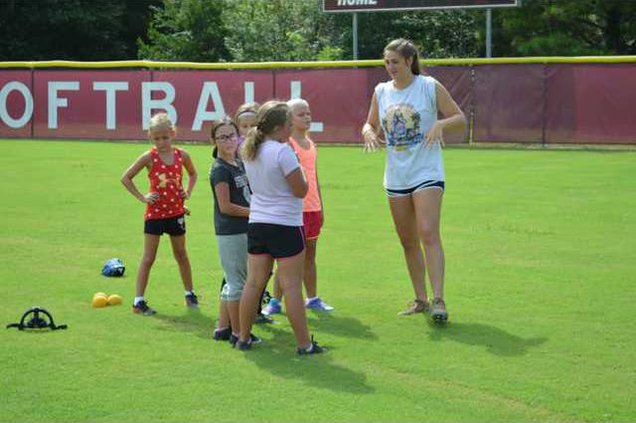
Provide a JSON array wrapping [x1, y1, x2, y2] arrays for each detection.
[[216, 134, 238, 143]]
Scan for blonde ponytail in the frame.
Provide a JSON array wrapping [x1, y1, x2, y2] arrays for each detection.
[[241, 127, 266, 161], [239, 100, 289, 161]]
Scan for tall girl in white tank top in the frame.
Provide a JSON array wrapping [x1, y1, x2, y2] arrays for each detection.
[[362, 39, 466, 323]]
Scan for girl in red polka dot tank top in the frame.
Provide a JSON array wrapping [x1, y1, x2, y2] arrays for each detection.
[[121, 113, 199, 316]]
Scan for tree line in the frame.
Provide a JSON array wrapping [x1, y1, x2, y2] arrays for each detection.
[[1, 0, 634, 62]]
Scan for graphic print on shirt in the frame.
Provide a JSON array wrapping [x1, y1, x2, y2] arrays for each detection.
[[382, 103, 423, 149], [157, 173, 180, 189], [234, 173, 251, 204]]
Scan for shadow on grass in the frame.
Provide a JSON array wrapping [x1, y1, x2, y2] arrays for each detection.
[[242, 326, 375, 394], [428, 321, 547, 356], [153, 308, 213, 340], [307, 312, 378, 340]]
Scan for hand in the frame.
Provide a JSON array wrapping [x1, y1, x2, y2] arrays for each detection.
[[179, 189, 190, 200], [183, 206, 191, 216], [425, 121, 445, 148], [363, 128, 381, 153], [143, 193, 160, 204]]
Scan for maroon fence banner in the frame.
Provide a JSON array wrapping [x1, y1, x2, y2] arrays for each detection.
[[0, 70, 32, 139], [32, 70, 151, 140], [1, 64, 635, 145], [546, 64, 636, 144], [473, 64, 545, 143]]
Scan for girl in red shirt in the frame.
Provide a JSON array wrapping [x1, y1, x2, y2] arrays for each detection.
[[121, 113, 199, 316]]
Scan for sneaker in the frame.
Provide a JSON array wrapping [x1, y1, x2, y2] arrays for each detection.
[[305, 297, 334, 312], [262, 290, 272, 305], [132, 300, 156, 316], [398, 299, 430, 316], [262, 298, 282, 316], [236, 339, 252, 351], [229, 333, 262, 348], [255, 313, 275, 324], [185, 292, 199, 308], [431, 297, 449, 322], [297, 336, 325, 355], [213, 327, 232, 341]]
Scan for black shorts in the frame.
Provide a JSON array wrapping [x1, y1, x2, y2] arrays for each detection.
[[385, 180, 445, 197], [247, 223, 305, 259], [144, 214, 186, 236]]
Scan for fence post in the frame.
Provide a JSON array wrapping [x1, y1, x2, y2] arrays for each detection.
[[541, 64, 547, 147], [469, 65, 475, 145]]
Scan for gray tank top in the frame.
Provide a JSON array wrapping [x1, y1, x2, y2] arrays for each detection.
[[375, 75, 445, 190]]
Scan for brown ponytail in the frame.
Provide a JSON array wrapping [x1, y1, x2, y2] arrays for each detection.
[[384, 38, 421, 75]]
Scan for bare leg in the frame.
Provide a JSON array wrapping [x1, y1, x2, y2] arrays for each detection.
[[277, 251, 311, 348], [239, 254, 273, 342], [273, 270, 283, 300], [169, 235, 193, 292], [388, 196, 428, 302], [412, 188, 444, 300], [227, 301, 240, 333], [303, 238, 318, 298], [217, 300, 229, 329], [136, 234, 161, 297]]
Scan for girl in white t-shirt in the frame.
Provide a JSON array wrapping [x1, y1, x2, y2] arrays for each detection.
[[362, 38, 466, 323], [238, 100, 324, 355]]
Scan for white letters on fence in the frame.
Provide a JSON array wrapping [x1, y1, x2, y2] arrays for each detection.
[[48, 81, 80, 129], [142, 82, 177, 130], [192, 82, 225, 131], [93, 82, 129, 130], [0, 81, 33, 129]]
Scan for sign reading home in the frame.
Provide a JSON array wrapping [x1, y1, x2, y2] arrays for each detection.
[[323, 0, 519, 12]]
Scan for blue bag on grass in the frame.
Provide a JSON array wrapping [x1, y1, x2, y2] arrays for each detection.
[[102, 258, 125, 277]]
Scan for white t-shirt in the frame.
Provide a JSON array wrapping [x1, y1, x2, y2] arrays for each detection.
[[244, 140, 303, 226], [375, 75, 445, 190]]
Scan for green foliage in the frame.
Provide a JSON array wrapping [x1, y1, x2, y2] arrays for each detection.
[[221, 0, 344, 61], [0, 0, 634, 61], [0, 0, 159, 61], [137, 0, 230, 62], [493, 0, 636, 56]]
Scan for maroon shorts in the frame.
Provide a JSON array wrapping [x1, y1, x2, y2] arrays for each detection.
[[303, 211, 323, 240]]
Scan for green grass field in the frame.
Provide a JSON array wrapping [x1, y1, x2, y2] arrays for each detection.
[[1, 140, 634, 422]]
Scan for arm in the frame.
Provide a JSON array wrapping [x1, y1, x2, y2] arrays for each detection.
[[180, 150, 198, 199], [362, 92, 383, 153], [214, 182, 250, 218], [121, 152, 157, 204], [425, 82, 467, 146], [286, 167, 308, 199], [315, 156, 325, 225]]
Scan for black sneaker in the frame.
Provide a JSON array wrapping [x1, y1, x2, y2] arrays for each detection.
[[255, 313, 275, 324], [262, 290, 272, 305], [213, 327, 232, 341], [230, 333, 261, 348], [132, 300, 156, 316], [297, 336, 325, 355], [431, 297, 449, 323], [185, 292, 199, 308]]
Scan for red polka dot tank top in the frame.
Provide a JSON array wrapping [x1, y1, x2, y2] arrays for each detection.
[[145, 147, 184, 221]]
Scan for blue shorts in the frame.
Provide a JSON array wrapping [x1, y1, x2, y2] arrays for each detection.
[[385, 180, 445, 198]]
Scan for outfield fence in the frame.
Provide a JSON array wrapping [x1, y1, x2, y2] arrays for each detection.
[[1, 57, 635, 144]]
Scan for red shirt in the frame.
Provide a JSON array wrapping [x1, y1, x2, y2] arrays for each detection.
[[145, 147, 184, 221]]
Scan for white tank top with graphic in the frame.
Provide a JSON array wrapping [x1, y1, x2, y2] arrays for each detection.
[[375, 75, 444, 190]]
